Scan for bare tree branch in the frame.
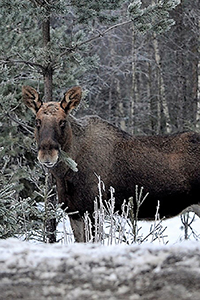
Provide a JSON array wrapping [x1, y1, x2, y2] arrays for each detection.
[[29, 0, 48, 7]]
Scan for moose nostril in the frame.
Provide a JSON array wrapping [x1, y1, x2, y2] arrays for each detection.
[[37, 148, 59, 168]]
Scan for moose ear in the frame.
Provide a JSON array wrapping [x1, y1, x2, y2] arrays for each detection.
[[22, 86, 43, 114], [60, 86, 82, 113]]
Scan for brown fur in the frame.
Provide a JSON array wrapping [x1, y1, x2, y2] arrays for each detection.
[[22, 86, 200, 242]]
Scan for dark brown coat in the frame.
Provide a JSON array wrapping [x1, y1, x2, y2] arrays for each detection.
[[22, 86, 200, 241]]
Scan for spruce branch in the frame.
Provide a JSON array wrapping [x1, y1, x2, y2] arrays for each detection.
[[59, 20, 132, 58], [29, 0, 51, 7], [59, 150, 78, 172], [0, 57, 45, 72], [6, 112, 34, 135]]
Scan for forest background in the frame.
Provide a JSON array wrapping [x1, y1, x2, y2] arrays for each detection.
[[0, 0, 199, 241]]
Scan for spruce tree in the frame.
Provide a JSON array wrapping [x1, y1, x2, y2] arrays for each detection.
[[0, 0, 180, 241]]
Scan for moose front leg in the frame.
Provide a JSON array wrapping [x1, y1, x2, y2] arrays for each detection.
[[69, 216, 86, 243]]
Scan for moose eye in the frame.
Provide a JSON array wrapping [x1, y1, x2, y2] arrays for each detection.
[[59, 120, 66, 129], [35, 119, 41, 129]]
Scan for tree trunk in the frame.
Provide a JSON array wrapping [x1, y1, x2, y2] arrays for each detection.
[[108, 32, 115, 124], [42, 13, 53, 102], [129, 24, 136, 135], [45, 172, 57, 244], [116, 79, 126, 131], [197, 18, 200, 127], [152, 32, 171, 134], [42, 9, 56, 243]]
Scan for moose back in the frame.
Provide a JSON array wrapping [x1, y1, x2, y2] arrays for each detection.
[[22, 85, 200, 242]]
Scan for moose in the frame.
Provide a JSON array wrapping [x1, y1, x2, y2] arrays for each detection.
[[22, 85, 200, 242]]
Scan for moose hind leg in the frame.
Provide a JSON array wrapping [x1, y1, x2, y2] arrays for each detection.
[[69, 216, 85, 243]]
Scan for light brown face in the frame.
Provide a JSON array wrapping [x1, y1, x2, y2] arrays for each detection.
[[35, 102, 68, 168], [22, 85, 82, 168]]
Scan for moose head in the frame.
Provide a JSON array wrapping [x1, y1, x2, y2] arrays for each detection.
[[22, 86, 82, 168]]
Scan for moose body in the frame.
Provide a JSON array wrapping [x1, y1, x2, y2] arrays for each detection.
[[22, 86, 200, 242]]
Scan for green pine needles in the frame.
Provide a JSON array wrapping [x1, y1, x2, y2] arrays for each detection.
[[60, 150, 78, 172]]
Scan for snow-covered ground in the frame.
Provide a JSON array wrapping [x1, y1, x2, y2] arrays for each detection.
[[1, 235, 200, 300], [2, 211, 200, 299], [139, 214, 200, 245], [57, 212, 200, 246]]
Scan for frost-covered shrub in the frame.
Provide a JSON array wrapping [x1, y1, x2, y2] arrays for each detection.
[[84, 175, 168, 245]]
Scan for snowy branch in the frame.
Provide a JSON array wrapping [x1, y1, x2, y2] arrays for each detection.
[[0, 57, 44, 72], [6, 112, 34, 135], [59, 20, 132, 57]]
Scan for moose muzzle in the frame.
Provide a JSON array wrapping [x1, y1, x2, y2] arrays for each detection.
[[37, 138, 60, 168]]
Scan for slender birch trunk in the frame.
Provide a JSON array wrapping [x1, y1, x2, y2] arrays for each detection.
[[116, 79, 126, 131], [195, 19, 200, 129], [129, 24, 136, 135], [152, 33, 171, 134]]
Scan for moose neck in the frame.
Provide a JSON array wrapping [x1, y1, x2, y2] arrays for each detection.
[[65, 115, 86, 153]]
